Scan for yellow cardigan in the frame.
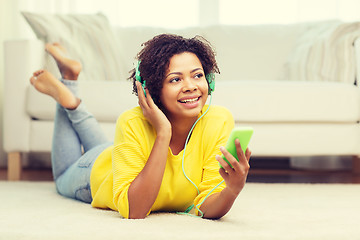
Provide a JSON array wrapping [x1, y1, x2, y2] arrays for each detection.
[[90, 105, 234, 218]]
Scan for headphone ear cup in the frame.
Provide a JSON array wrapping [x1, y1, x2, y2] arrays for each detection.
[[135, 61, 142, 82], [206, 73, 215, 94], [135, 61, 147, 97]]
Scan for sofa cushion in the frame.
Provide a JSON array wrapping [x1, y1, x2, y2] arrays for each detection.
[[22, 12, 124, 81], [26, 81, 137, 122], [212, 80, 360, 123], [26, 80, 360, 123]]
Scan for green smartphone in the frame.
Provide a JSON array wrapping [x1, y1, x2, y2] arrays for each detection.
[[220, 127, 254, 168]]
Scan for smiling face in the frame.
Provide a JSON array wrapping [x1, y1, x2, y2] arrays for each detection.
[[160, 52, 209, 122]]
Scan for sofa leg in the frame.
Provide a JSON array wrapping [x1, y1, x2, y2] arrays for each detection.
[[352, 155, 360, 175], [8, 152, 22, 181]]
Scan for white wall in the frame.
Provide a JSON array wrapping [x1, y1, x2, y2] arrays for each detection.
[[219, 0, 360, 25]]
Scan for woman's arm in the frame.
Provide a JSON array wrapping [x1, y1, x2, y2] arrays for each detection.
[[127, 82, 172, 219], [127, 130, 170, 219], [200, 140, 251, 219]]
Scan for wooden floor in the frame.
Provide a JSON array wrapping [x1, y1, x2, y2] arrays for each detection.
[[1, 168, 359, 183], [0, 168, 53, 181], [248, 169, 360, 183], [1, 156, 359, 183]]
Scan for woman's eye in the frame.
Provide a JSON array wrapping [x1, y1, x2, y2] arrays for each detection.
[[194, 73, 204, 79], [170, 77, 180, 83]]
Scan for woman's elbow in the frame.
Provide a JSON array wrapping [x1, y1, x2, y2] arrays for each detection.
[[128, 209, 148, 219]]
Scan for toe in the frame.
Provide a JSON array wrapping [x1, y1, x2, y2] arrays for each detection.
[[34, 70, 44, 76], [30, 76, 37, 85]]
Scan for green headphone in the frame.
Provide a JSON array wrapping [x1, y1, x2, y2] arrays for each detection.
[[135, 61, 215, 96]]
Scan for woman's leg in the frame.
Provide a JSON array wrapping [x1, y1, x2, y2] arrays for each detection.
[[48, 79, 109, 178], [30, 43, 110, 202], [30, 70, 83, 179], [59, 79, 109, 152], [55, 141, 111, 203], [51, 79, 110, 202], [43, 43, 109, 152]]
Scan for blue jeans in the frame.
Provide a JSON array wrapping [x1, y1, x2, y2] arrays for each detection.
[[52, 79, 112, 203]]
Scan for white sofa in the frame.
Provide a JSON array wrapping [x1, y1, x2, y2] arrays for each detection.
[[4, 18, 360, 180]]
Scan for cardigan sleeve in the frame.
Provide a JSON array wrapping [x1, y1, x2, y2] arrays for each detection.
[[111, 108, 155, 218]]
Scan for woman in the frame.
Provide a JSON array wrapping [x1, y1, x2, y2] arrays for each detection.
[[30, 34, 251, 219]]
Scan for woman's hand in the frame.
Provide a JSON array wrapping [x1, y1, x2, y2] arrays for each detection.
[[199, 141, 251, 219], [136, 81, 171, 137], [216, 139, 252, 197]]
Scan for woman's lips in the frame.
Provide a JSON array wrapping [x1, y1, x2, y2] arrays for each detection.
[[178, 96, 201, 108], [178, 96, 200, 104]]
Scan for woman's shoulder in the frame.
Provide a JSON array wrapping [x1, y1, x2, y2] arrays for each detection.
[[115, 106, 148, 128], [198, 105, 234, 147], [113, 106, 155, 144], [117, 106, 144, 121], [204, 105, 234, 122], [200, 105, 234, 134]]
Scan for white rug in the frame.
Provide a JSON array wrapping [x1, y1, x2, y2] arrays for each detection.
[[0, 181, 359, 240]]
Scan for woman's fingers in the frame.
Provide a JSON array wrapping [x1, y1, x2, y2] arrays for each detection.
[[235, 139, 247, 164], [218, 147, 241, 172], [136, 81, 157, 110], [136, 81, 148, 108], [216, 153, 226, 167], [144, 87, 156, 106], [218, 167, 229, 180], [217, 140, 251, 174], [245, 148, 252, 162]]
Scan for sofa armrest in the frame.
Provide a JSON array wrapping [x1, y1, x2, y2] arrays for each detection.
[[3, 39, 44, 153]]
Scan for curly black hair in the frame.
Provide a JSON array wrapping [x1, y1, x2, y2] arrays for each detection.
[[129, 34, 220, 107]]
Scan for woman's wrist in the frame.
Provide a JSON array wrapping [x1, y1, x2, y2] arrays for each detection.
[[222, 186, 240, 199], [156, 126, 172, 142]]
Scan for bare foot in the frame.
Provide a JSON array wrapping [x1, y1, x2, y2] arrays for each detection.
[[45, 43, 82, 80], [30, 70, 80, 109]]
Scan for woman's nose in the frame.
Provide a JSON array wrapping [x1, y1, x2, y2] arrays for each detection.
[[182, 78, 197, 92]]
